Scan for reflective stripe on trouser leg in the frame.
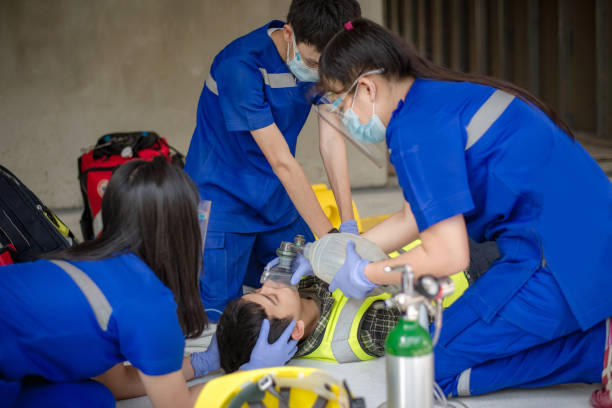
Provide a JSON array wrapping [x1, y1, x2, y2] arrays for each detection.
[[603, 318, 611, 396], [457, 368, 472, 397]]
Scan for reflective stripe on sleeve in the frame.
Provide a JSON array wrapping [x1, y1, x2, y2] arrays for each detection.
[[205, 68, 296, 96], [465, 90, 515, 150], [50, 259, 112, 331], [258, 68, 297, 88], [205, 75, 218, 95]]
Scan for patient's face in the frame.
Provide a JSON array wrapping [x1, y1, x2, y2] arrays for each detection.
[[243, 280, 302, 320]]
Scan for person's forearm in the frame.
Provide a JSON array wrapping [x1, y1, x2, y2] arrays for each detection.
[[362, 202, 419, 253], [96, 357, 195, 400], [364, 245, 443, 285], [274, 159, 333, 237], [182, 356, 195, 381], [364, 214, 470, 284], [94, 363, 147, 400], [319, 120, 354, 222], [251, 124, 333, 237]]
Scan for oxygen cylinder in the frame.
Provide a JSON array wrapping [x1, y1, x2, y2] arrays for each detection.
[[385, 318, 433, 408]]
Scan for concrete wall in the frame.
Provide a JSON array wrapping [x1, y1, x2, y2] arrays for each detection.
[[0, 0, 385, 240]]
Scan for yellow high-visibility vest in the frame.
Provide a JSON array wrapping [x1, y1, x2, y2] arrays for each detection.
[[301, 288, 391, 363]]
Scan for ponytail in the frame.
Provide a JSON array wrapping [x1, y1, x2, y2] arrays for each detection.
[[320, 18, 573, 138]]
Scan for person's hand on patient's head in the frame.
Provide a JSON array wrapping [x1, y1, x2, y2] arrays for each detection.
[[190, 334, 221, 378], [290, 252, 314, 285], [241, 319, 298, 370]]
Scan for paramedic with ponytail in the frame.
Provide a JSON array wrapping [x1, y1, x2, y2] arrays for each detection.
[[0, 158, 298, 408], [311, 18, 612, 400]]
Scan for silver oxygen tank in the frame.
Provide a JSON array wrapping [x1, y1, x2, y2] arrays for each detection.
[[384, 266, 454, 408]]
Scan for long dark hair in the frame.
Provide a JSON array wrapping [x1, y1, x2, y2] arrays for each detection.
[[319, 18, 573, 138], [50, 157, 207, 338]]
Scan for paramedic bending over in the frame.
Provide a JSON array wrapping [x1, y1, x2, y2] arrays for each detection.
[[313, 19, 612, 398], [184, 0, 362, 321], [0, 159, 297, 408]]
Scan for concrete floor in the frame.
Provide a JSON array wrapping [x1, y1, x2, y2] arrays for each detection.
[[118, 327, 601, 408]]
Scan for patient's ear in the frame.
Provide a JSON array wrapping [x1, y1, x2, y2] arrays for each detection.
[[291, 320, 305, 340]]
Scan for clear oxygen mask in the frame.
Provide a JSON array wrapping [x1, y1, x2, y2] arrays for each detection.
[[260, 235, 306, 291]]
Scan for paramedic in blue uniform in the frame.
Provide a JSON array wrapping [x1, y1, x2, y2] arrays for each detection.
[[0, 158, 298, 408], [307, 18, 612, 397], [184, 0, 363, 321]]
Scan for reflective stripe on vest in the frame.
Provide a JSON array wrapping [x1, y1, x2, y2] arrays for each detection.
[[204, 68, 296, 97], [303, 289, 391, 363], [465, 90, 515, 150], [50, 260, 112, 331]]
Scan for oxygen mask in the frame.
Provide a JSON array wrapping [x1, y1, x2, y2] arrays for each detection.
[[260, 235, 306, 290]]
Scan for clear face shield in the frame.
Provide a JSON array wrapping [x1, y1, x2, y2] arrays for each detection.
[[314, 69, 388, 168]]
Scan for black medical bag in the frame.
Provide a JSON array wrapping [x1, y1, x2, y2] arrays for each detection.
[[0, 165, 75, 263]]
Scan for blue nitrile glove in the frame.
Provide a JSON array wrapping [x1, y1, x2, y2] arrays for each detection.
[[190, 334, 220, 378], [329, 241, 376, 298], [339, 220, 359, 235], [241, 319, 298, 370], [290, 252, 314, 285]]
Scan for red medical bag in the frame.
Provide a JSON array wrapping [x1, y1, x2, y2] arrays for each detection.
[[78, 131, 184, 240]]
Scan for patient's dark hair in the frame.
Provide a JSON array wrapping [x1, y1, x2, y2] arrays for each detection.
[[287, 0, 361, 52], [217, 298, 293, 373], [49, 157, 207, 338]]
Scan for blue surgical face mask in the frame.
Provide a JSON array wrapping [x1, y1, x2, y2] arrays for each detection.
[[286, 33, 319, 83], [341, 83, 387, 144]]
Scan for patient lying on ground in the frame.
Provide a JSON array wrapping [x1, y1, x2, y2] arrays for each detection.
[[216, 276, 400, 373]]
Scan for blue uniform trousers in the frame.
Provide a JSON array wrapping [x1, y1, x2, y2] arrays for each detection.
[[435, 266, 606, 396], [200, 216, 314, 321]]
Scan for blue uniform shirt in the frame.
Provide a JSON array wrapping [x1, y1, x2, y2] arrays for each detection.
[[0, 253, 185, 382], [185, 21, 316, 233], [388, 78, 612, 330]]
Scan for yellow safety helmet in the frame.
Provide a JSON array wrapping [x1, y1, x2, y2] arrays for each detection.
[[194, 366, 363, 408]]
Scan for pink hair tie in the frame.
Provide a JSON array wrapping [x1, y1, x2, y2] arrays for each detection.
[[344, 20, 354, 30]]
